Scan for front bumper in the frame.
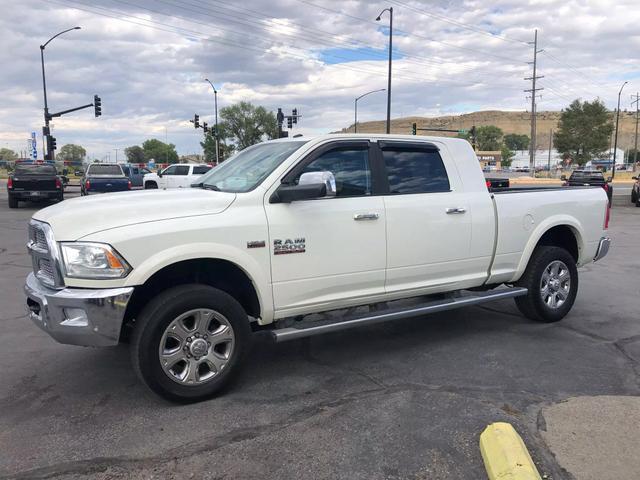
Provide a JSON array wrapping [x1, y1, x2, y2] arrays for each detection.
[[24, 272, 134, 347], [594, 236, 611, 262]]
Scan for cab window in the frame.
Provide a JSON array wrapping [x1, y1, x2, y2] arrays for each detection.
[[296, 148, 371, 197]]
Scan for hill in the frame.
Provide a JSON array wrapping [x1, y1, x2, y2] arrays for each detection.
[[338, 110, 639, 151]]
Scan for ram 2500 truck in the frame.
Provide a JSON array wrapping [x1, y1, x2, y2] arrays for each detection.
[[24, 134, 611, 402]]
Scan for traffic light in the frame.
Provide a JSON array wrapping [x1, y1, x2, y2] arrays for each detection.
[[412, 123, 417, 135], [292, 108, 298, 124], [287, 116, 293, 129], [94, 95, 102, 117], [194, 114, 200, 129], [203, 122, 208, 133], [47, 135, 57, 153], [42, 125, 50, 136]]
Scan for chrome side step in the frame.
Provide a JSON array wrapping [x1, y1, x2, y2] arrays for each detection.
[[270, 287, 528, 343]]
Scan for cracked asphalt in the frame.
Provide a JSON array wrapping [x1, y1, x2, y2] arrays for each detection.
[[1, 185, 639, 479]]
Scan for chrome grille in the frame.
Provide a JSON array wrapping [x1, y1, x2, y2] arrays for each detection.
[[27, 220, 63, 289]]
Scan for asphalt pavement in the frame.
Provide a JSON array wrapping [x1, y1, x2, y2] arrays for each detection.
[[0, 184, 639, 479]]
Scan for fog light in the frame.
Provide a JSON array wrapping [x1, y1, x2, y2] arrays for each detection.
[[62, 308, 88, 327]]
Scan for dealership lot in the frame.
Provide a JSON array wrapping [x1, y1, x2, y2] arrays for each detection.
[[0, 186, 639, 479]]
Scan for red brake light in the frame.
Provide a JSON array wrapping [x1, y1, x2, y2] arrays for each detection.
[[485, 180, 492, 189], [7, 177, 13, 189], [128, 180, 132, 190], [85, 180, 90, 190], [55, 177, 62, 189], [604, 203, 610, 230]]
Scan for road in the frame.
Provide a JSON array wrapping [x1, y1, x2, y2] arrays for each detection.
[[0, 186, 639, 479]]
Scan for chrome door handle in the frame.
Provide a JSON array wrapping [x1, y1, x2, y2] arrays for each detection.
[[354, 213, 380, 221], [446, 207, 466, 214]]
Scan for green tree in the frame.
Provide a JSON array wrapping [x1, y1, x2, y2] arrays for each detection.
[[0, 148, 18, 162], [58, 144, 86, 162], [124, 145, 145, 163], [475, 125, 504, 151], [218, 102, 278, 151], [142, 139, 179, 163], [504, 133, 530, 152], [554, 99, 614, 166], [200, 132, 234, 163], [501, 145, 515, 168]]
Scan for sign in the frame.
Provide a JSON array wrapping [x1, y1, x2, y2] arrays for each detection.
[[31, 132, 37, 159]]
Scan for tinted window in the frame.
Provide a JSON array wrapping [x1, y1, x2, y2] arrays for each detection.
[[163, 165, 177, 175], [382, 149, 450, 194], [193, 166, 212, 175], [121, 166, 130, 175], [14, 164, 57, 175], [174, 165, 190, 175], [297, 148, 371, 197], [132, 167, 139, 174], [87, 164, 124, 176]]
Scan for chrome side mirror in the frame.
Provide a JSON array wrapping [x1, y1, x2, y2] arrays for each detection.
[[299, 171, 336, 197]]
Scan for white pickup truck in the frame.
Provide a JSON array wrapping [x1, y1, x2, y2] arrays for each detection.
[[143, 163, 212, 189], [24, 134, 611, 402]]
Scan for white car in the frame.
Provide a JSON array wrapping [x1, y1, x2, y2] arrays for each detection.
[[24, 134, 611, 402], [143, 163, 212, 189]]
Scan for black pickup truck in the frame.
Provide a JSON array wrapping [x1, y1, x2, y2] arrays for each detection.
[[7, 163, 63, 208], [562, 169, 612, 203]]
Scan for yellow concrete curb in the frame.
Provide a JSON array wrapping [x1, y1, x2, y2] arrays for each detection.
[[480, 422, 542, 480]]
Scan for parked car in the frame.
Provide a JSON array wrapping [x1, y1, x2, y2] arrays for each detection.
[[632, 175, 640, 206], [121, 164, 152, 187], [81, 163, 131, 195], [143, 164, 212, 189], [7, 163, 63, 208], [24, 134, 611, 402], [562, 169, 612, 203]]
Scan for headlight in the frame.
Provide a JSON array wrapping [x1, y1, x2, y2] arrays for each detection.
[[60, 242, 131, 279]]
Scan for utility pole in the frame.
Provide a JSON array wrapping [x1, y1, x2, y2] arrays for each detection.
[[612, 81, 628, 180], [632, 92, 639, 165], [115, 148, 118, 164], [547, 129, 553, 175], [525, 29, 544, 173], [376, 7, 393, 134]]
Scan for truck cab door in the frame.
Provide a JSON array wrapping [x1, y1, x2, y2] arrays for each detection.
[[265, 141, 387, 318], [168, 165, 191, 188]]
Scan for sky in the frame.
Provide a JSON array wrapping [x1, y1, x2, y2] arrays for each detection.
[[0, 0, 639, 159]]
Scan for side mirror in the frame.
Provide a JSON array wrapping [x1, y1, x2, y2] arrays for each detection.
[[632, 176, 638, 180], [158, 171, 163, 178], [560, 175, 567, 181], [298, 171, 336, 197], [271, 183, 327, 203]]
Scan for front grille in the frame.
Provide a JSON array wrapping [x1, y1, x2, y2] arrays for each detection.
[[28, 220, 63, 288]]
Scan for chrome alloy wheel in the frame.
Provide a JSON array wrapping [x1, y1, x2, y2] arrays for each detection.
[[540, 260, 571, 309], [158, 309, 235, 385]]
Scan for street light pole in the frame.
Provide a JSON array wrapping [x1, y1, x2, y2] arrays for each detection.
[[376, 7, 393, 134], [354, 88, 386, 133], [612, 81, 628, 180], [40, 27, 81, 160], [204, 79, 220, 165]]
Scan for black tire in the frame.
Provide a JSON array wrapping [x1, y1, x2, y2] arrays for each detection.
[[631, 190, 638, 204], [515, 246, 578, 323], [57, 194, 64, 203], [8, 195, 18, 208], [130, 284, 251, 403], [145, 181, 158, 189]]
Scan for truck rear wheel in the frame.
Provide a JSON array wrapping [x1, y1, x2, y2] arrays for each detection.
[[131, 284, 251, 402], [515, 246, 578, 323]]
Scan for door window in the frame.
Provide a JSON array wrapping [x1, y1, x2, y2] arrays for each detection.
[[382, 149, 450, 194], [296, 148, 371, 197], [174, 166, 190, 175], [162, 165, 178, 175]]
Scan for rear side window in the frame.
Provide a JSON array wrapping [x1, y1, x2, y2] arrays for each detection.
[[193, 166, 212, 175], [174, 166, 190, 175], [382, 149, 450, 194]]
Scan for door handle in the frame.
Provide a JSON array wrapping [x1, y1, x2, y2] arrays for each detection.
[[446, 207, 466, 214], [354, 213, 380, 221]]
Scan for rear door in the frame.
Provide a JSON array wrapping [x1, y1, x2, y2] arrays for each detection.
[[265, 140, 387, 316], [378, 141, 488, 294]]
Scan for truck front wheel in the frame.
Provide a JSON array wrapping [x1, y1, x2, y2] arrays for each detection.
[[131, 284, 251, 402], [515, 246, 578, 323]]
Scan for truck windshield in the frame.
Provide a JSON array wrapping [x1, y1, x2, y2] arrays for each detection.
[[200, 141, 308, 192]]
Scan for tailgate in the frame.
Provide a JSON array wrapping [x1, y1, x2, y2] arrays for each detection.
[[11, 177, 57, 191], [88, 178, 129, 192]]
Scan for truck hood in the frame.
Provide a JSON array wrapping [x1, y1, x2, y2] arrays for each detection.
[[33, 188, 236, 240]]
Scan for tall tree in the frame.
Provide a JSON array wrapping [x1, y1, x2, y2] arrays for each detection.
[[475, 125, 504, 151], [0, 148, 18, 162], [218, 102, 278, 151], [58, 144, 86, 162], [200, 132, 234, 163], [554, 99, 613, 165], [142, 139, 179, 163], [124, 145, 145, 163], [504, 133, 530, 152]]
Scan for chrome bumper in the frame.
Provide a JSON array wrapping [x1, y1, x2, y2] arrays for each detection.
[[594, 236, 611, 262], [24, 272, 134, 347]]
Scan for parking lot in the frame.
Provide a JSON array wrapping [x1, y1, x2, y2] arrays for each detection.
[[0, 185, 639, 479]]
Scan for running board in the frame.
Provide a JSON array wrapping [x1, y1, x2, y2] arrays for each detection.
[[270, 287, 528, 343]]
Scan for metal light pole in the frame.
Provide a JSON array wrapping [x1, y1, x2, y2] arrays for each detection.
[[40, 26, 81, 160], [204, 79, 219, 165], [354, 88, 385, 133], [612, 81, 628, 180], [376, 7, 393, 134]]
